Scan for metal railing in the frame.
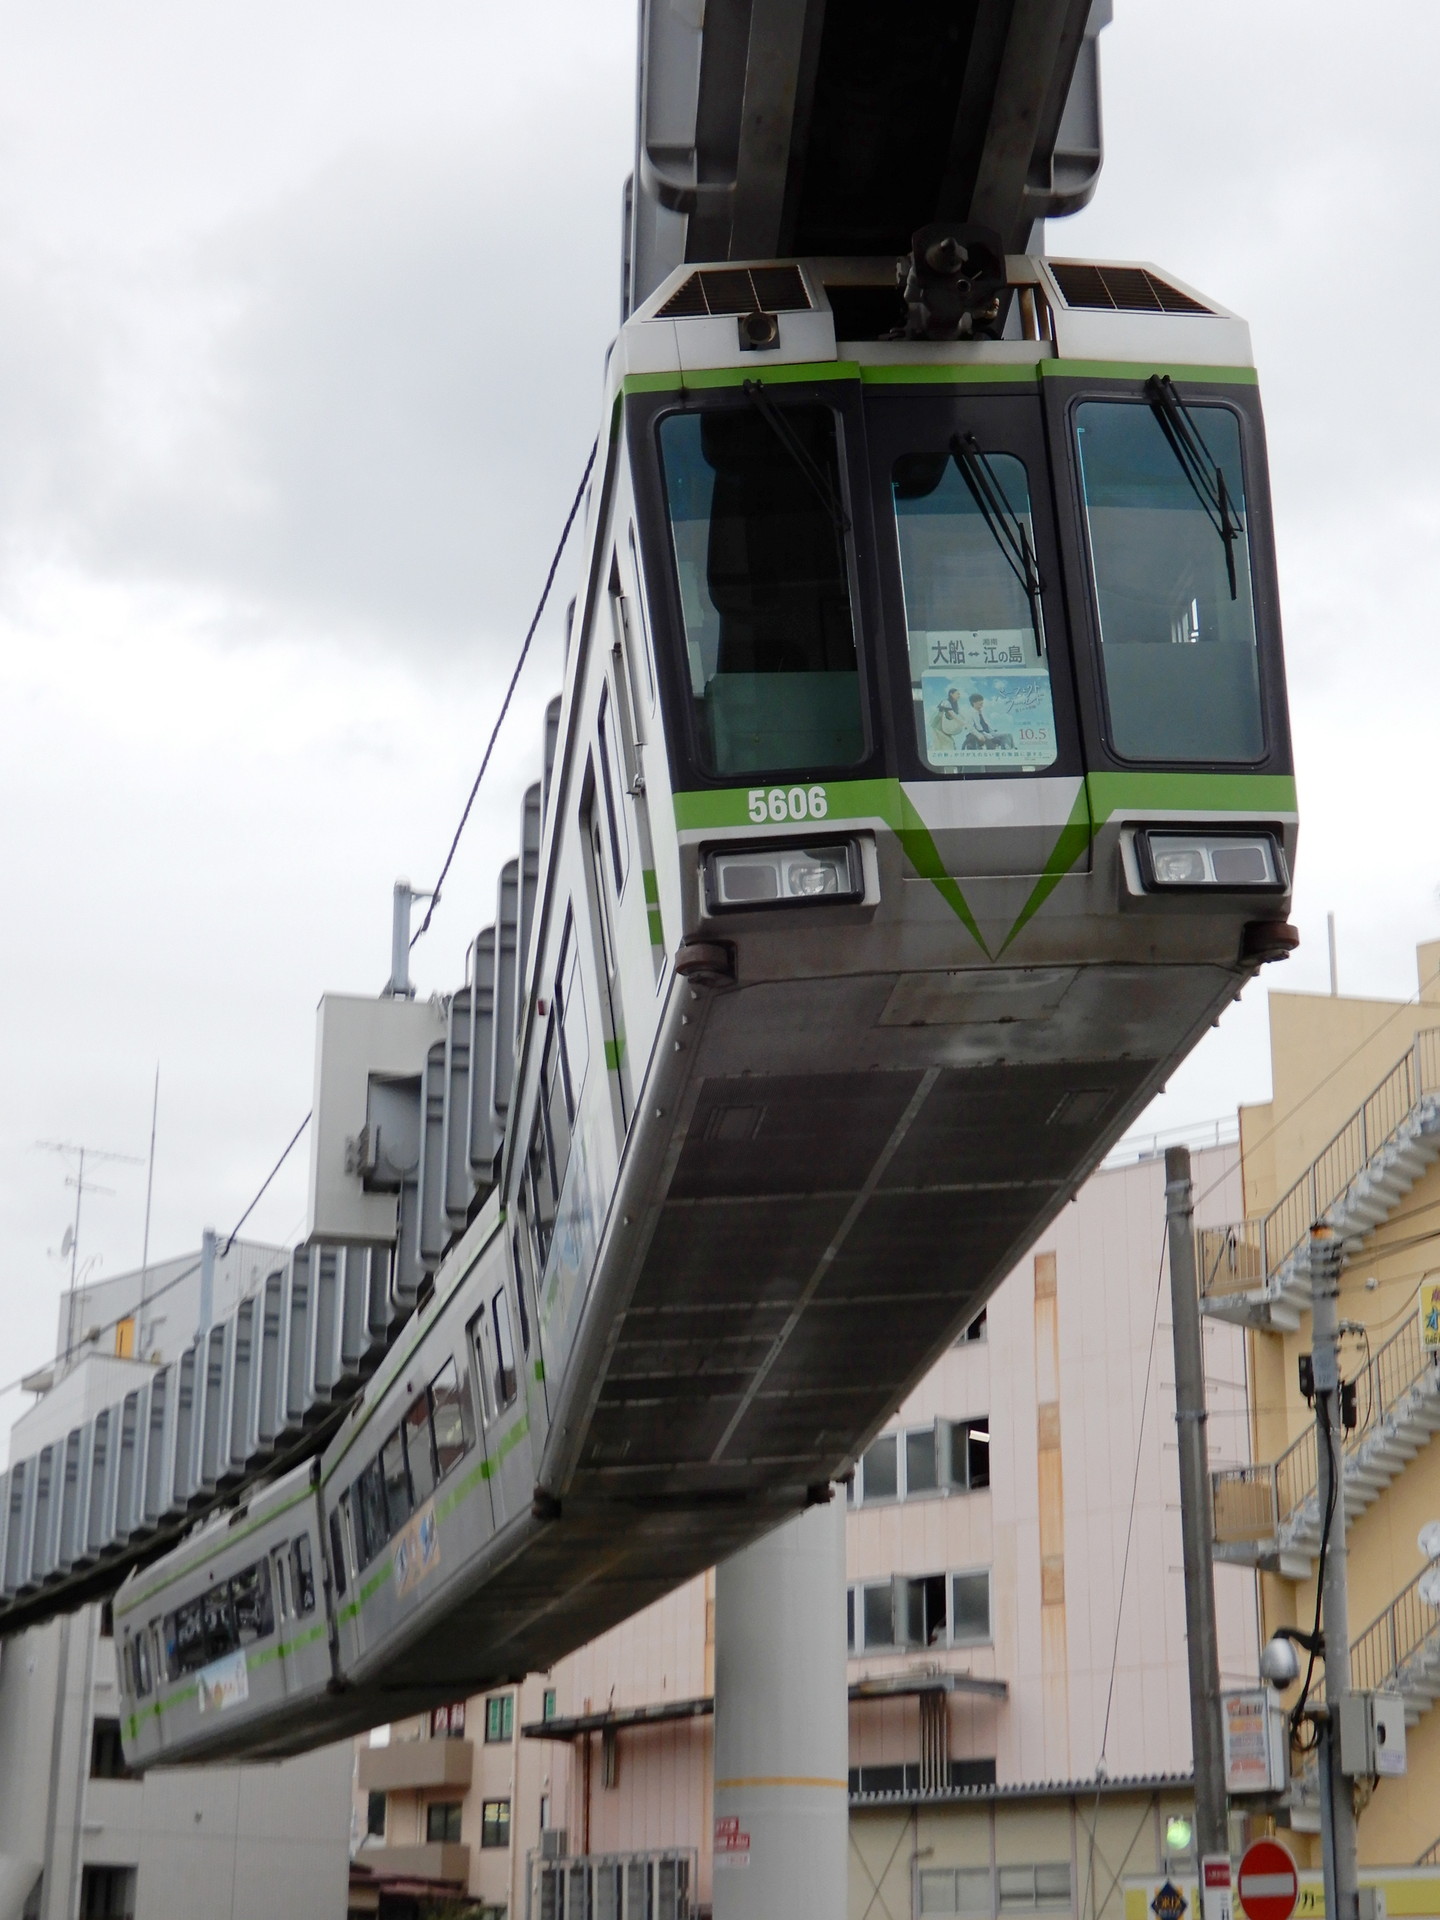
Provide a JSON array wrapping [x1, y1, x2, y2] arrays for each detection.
[[1419, 1834, 1440, 1868], [1350, 1560, 1440, 1694], [1212, 1314, 1438, 1547], [1200, 1028, 1440, 1299]]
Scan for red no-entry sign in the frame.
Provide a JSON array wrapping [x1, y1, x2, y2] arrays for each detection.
[[1237, 1839, 1298, 1920]]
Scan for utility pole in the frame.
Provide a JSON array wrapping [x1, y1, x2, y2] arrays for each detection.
[[1164, 1147, 1228, 1863], [1309, 1223, 1359, 1920]]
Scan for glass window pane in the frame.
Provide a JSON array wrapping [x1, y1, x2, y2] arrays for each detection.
[[381, 1429, 412, 1535], [429, 1360, 470, 1476], [202, 1587, 237, 1661], [291, 1535, 316, 1615], [231, 1561, 273, 1643], [329, 1508, 348, 1596], [999, 1867, 1036, 1909], [862, 1433, 897, 1501], [358, 1458, 388, 1562], [659, 406, 864, 776], [967, 1424, 991, 1490], [492, 1291, 518, 1409], [920, 1870, 960, 1915], [906, 1427, 938, 1494], [958, 1869, 993, 1915], [1036, 1865, 1072, 1904], [404, 1393, 438, 1509], [862, 1583, 893, 1649], [893, 449, 1056, 775], [952, 1570, 991, 1645], [1075, 398, 1263, 761]]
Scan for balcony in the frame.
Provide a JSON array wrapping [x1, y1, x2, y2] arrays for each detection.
[[354, 1842, 469, 1884], [1212, 1310, 1440, 1576], [357, 1737, 473, 1794]]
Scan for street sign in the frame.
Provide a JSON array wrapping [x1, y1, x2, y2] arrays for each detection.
[[1224, 1689, 1289, 1793], [1238, 1839, 1299, 1920], [1153, 1883, 1187, 1920], [1202, 1853, 1233, 1920], [1420, 1279, 1440, 1354]]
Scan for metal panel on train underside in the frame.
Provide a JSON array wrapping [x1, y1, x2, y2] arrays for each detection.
[[579, 962, 1232, 1489]]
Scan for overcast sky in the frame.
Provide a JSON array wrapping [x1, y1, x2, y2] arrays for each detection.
[[2, 0, 1438, 1421]]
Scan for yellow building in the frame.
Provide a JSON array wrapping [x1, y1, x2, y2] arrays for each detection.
[[1208, 941, 1440, 1871]]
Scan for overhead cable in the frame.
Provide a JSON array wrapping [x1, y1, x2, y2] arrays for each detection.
[[411, 439, 598, 951]]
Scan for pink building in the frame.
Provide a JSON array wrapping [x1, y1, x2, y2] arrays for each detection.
[[351, 1140, 1259, 1920]]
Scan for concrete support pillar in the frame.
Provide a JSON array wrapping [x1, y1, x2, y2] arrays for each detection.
[[713, 1498, 848, 1920]]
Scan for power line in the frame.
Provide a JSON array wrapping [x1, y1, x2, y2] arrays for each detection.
[[410, 438, 597, 951], [219, 1111, 311, 1257]]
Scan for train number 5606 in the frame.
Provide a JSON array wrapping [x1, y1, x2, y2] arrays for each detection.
[[747, 785, 829, 824]]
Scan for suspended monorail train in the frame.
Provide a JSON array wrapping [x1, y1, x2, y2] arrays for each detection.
[[113, 249, 1296, 1767]]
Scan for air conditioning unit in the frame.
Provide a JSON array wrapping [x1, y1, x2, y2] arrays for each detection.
[[540, 1829, 569, 1860]]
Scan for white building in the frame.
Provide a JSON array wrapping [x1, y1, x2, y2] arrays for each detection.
[[0, 1246, 353, 1920]]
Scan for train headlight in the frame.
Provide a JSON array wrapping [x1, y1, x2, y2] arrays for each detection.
[[1137, 830, 1287, 893], [704, 839, 862, 912]]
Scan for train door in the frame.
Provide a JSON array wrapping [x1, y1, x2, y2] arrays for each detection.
[[469, 1279, 530, 1529], [580, 759, 631, 1132]]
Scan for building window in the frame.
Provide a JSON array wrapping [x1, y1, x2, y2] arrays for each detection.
[[98, 1600, 114, 1639], [955, 1307, 987, 1344], [950, 1420, 990, 1490], [855, 1419, 990, 1503], [998, 1864, 1071, 1910], [366, 1791, 386, 1838], [427, 1801, 463, 1844], [860, 1433, 898, 1500], [431, 1702, 466, 1738], [481, 1800, 512, 1850], [79, 1867, 135, 1920], [542, 1688, 558, 1721], [951, 1570, 992, 1646], [850, 1570, 991, 1651], [485, 1693, 514, 1742], [89, 1719, 132, 1781], [920, 1866, 992, 1915]]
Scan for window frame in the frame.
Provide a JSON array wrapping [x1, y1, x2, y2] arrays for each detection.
[[864, 386, 1084, 789], [629, 381, 886, 797], [1070, 391, 1267, 769], [481, 1798, 512, 1850], [485, 1692, 515, 1743]]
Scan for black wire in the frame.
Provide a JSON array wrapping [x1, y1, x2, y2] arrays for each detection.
[[1291, 1392, 1338, 1746], [410, 439, 598, 951], [219, 1111, 312, 1257]]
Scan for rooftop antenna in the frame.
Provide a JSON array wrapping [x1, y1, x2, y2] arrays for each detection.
[[37, 1139, 143, 1363]]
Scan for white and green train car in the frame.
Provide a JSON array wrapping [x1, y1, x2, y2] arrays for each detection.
[[117, 252, 1298, 1766]]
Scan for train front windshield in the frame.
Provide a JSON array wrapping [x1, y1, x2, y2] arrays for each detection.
[[649, 381, 1277, 790]]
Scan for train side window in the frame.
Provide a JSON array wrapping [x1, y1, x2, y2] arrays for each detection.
[[524, 1101, 559, 1276], [328, 1509, 348, 1596], [1074, 398, 1263, 763], [202, 1585, 238, 1662], [556, 913, 589, 1119], [492, 1291, 518, 1410], [659, 405, 864, 777], [134, 1632, 152, 1697], [627, 523, 657, 713], [356, 1457, 388, 1567], [291, 1536, 316, 1616], [470, 1308, 499, 1426], [232, 1560, 274, 1643], [271, 1544, 292, 1618], [120, 1639, 135, 1697], [404, 1392, 439, 1508], [892, 447, 1057, 775], [170, 1598, 205, 1677], [510, 1230, 532, 1357], [428, 1359, 470, 1477], [381, 1428, 412, 1536], [596, 683, 629, 893]]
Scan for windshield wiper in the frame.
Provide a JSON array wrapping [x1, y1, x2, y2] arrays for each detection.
[[741, 379, 852, 543], [1144, 373, 1242, 600], [949, 432, 1045, 646]]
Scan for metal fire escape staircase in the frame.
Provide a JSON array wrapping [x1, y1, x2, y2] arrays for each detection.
[[1200, 1028, 1440, 1334], [1351, 1560, 1440, 1729]]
